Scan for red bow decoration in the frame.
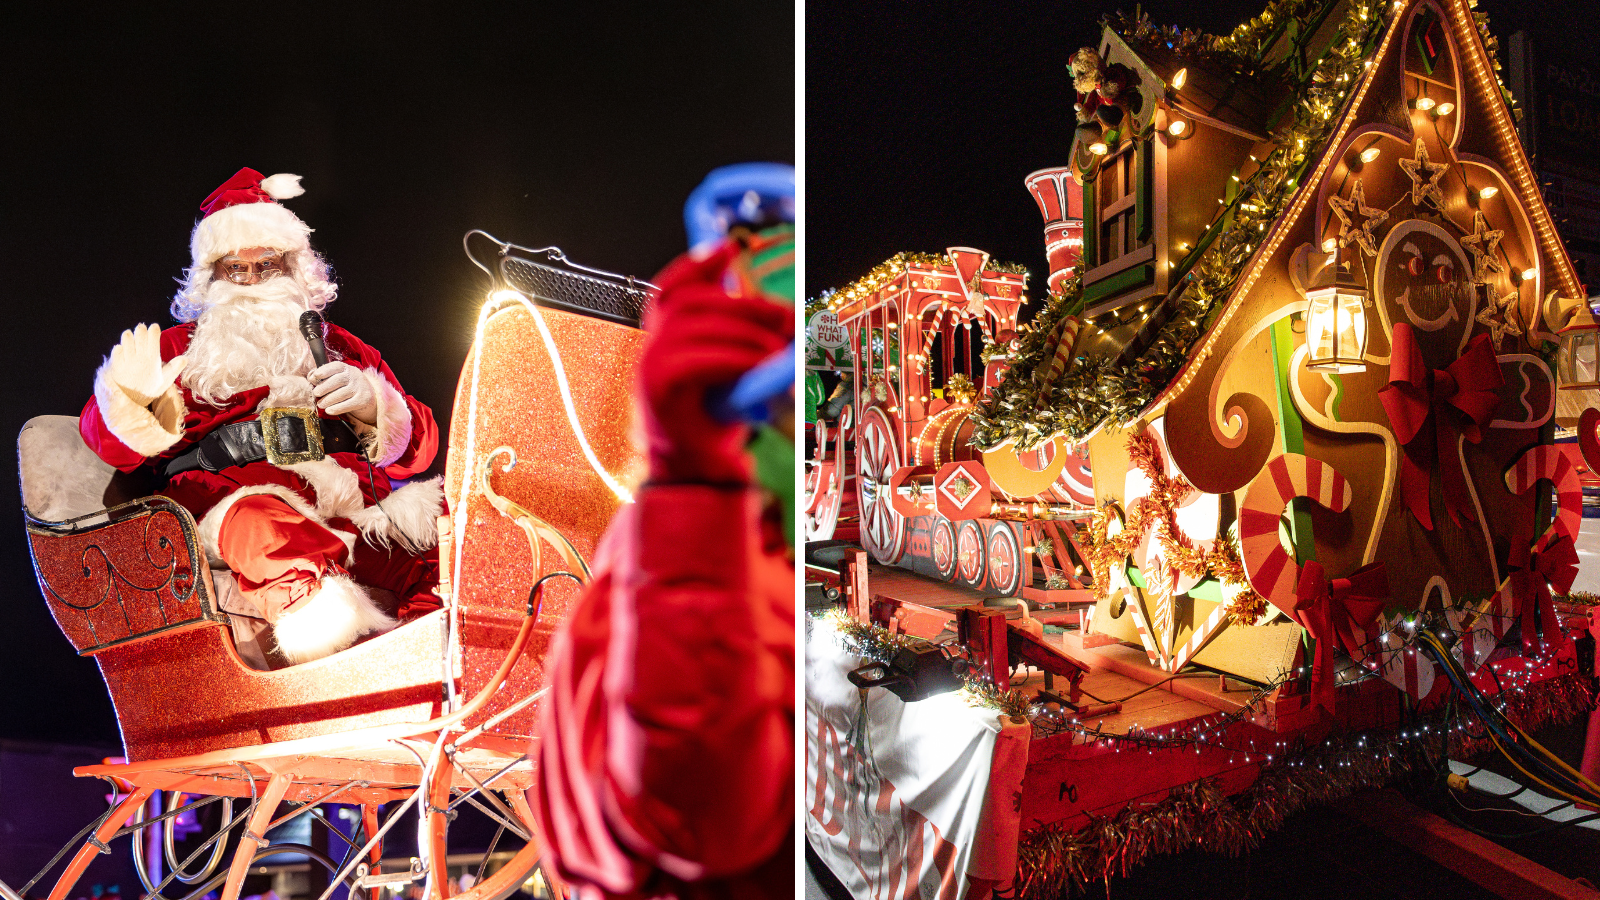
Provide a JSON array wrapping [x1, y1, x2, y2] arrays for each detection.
[[1507, 526, 1578, 653], [1293, 559, 1389, 715], [1377, 323, 1503, 531]]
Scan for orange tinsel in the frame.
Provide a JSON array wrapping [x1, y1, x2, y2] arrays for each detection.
[[1081, 432, 1268, 626]]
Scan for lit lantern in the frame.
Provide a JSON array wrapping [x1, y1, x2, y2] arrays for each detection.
[[1304, 259, 1370, 372], [1555, 302, 1600, 427], [1558, 304, 1600, 392]]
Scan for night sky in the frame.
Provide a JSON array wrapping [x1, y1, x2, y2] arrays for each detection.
[[1, 2, 792, 746], [805, 0, 1597, 299]]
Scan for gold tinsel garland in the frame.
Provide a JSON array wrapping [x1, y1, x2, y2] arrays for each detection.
[[1078, 433, 1269, 626], [1014, 672, 1594, 898], [815, 252, 1030, 318], [969, 0, 1391, 451]]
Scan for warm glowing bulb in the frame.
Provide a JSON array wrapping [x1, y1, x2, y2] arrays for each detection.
[[1322, 238, 1338, 252], [1172, 68, 1188, 90], [1359, 147, 1381, 163], [1167, 119, 1188, 137], [1088, 141, 1108, 155], [1415, 97, 1436, 111], [1435, 102, 1455, 115], [1478, 186, 1499, 200], [1522, 267, 1538, 281]]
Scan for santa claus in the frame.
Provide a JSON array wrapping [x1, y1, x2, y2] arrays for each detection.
[[79, 167, 443, 665]]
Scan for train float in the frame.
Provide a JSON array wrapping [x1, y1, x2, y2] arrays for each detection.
[[806, 0, 1600, 896]]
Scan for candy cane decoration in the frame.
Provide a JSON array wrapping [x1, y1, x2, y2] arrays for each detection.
[[1105, 557, 1166, 668], [1373, 613, 1436, 700], [1238, 454, 1353, 609], [1145, 550, 1177, 659], [1505, 444, 1582, 541], [1123, 583, 1168, 668], [1033, 314, 1082, 392], [1171, 598, 1233, 672]]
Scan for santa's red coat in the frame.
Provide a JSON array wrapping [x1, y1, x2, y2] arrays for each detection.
[[80, 322, 438, 522], [532, 485, 795, 899]]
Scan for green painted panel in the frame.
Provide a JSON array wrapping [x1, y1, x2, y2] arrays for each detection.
[[1083, 263, 1155, 306]]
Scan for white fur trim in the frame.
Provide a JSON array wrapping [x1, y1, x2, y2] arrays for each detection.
[[191, 202, 312, 268], [359, 368, 413, 468], [196, 484, 356, 565], [271, 573, 395, 664], [92, 359, 184, 457], [283, 458, 366, 519], [260, 173, 305, 200], [347, 476, 443, 554]]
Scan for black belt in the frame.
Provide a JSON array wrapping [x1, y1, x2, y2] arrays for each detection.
[[162, 407, 363, 479]]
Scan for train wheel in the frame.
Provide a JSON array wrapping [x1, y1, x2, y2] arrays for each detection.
[[931, 517, 957, 580], [804, 420, 842, 541], [986, 523, 1024, 595], [856, 407, 906, 563], [956, 520, 986, 585]]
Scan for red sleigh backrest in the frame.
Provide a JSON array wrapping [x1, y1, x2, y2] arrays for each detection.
[[441, 292, 646, 737], [19, 415, 225, 655]]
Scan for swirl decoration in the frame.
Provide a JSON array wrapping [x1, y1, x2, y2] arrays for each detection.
[[30, 500, 209, 654], [480, 446, 592, 585]]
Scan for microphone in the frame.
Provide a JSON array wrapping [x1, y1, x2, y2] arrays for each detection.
[[299, 310, 328, 368]]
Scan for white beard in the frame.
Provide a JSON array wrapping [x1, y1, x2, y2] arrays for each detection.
[[183, 277, 318, 407]]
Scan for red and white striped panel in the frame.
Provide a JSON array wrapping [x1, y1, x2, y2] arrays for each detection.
[[1505, 444, 1582, 541], [1120, 583, 1168, 669], [1373, 613, 1436, 700], [1170, 597, 1233, 673], [1237, 454, 1352, 615]]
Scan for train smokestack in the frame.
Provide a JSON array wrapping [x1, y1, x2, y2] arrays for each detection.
[[1025, 168, 1084, 295]]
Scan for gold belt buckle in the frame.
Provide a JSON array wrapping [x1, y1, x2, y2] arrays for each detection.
[[260, 407, 325, 465]]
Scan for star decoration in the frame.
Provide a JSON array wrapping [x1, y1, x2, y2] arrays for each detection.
[[1329, 179, 1389, 257], [1459, 211, 1505, 281], [1474, 284, 1524, 346], [1398, 138, 1448, 209]]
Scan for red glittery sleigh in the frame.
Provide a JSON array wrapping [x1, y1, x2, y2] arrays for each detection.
[[18, 244, 647, 900]]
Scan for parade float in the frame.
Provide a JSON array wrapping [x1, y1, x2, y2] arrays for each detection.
[[806, 0, 1600, 896], [11, 236, 651, 900]]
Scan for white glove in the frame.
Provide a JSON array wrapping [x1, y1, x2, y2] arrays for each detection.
[[310, 361, 378, 424], [107, 324, 186, 408]]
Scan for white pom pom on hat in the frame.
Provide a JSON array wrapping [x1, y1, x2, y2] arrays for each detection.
[[191, 167, 314, 268], [260, 173, 305, 200]]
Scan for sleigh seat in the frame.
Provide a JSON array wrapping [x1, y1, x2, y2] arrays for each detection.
[[18, 415, 405, 671], [19, 414, 454, 761]]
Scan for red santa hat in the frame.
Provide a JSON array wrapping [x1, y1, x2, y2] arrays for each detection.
[[190, 167, 312, 269]]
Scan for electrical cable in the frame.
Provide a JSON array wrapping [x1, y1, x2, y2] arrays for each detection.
[[1418, 631, 1600, 809]]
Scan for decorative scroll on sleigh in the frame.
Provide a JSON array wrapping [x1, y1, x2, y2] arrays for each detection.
[[15, 237, 650, 900]]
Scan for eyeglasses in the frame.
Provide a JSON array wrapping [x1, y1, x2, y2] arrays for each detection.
[[217, 252, 286, 284]]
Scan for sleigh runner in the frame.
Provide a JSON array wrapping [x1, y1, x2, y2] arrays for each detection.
[[15, 236, 649, 900]]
